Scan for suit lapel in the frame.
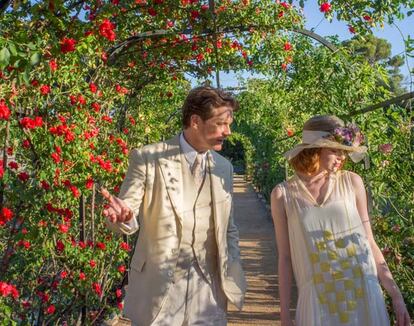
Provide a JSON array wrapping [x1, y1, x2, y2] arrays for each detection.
[[158, 135, 184, 227]]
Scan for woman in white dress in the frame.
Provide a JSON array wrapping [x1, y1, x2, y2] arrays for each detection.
[[271, 115, 411, 326]]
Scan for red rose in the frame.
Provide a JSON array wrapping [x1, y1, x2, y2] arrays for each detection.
[[283, 42, 292, 51], [92, 282, 102, 296], [51, 152, 61, 163], [18, 172, 30, 182], [363, 15, 372, 21], [348, 25, 356, 34], [8, 161, 19, 170], [280, 2, 290, 9], [58, 224, 69, 233], [91, 102, 100, 112], [40, 180, 51, 190], [190, 10, 200, 19], [60, 37, 77, 53], [0, 207, 14, 225], [85, 178, 94, 189], [46, 305, 55, 314], [118, 265, 126, 273], [77, 95, 86, 105], [20, 116, 43, 129], [56, 240, 65, 252], [79, 272, 86, 280], [22, 139, 31, 149], [0, 282, 19, 299], [89, 83, 98, 93], [96, 242, 106, 250], [319, 2, 331, 13], [0, 100, 11, 120], [60, 271, 68, 278], [99, 19, 116, 41], [89, 259, 97, 268], [116, 288, 122, 298], [148, 7, 157, 16], [49, 60, 58, 72], [196, 53, 204, 63], [70, 185, 80, 198], [120, 242, 131, 251]]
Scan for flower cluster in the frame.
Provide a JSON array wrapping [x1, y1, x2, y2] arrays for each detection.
[[329, 124, 365, 147]]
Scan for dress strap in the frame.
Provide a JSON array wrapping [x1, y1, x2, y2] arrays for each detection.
[[279, 180, 302, 220]]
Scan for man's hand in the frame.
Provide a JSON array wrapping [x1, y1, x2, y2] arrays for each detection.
[[101, 188, 133, 223]]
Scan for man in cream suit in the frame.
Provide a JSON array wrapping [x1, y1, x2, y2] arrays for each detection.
[[102, 86, 246, 326]]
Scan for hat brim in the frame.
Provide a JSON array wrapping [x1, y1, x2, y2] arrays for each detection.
[[284, 139, 367, 163]]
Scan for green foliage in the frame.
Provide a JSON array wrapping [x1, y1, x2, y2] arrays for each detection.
[[221, 132, 255, 176]]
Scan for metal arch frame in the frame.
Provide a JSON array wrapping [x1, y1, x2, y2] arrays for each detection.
[[106, 26, 338, 64], [106, 23, 413, 118]]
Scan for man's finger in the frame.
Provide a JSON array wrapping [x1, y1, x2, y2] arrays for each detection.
[[101, 187, 113, 203]]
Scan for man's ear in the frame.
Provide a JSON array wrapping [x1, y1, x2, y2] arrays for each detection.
[[190, 114, 200, 129]]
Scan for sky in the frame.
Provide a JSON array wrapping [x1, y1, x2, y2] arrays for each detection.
[[215, 2, 414, 91]]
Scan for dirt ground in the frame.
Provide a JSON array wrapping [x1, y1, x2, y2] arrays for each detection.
[[227, 175, 296, 326]]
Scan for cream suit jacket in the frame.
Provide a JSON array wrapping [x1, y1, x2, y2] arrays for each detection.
[[106, 135, 246, 326]]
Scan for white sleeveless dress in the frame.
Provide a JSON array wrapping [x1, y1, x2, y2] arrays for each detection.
[[280, 170, 390, 326]]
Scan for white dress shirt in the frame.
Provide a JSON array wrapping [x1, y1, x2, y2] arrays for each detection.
[[179, 132, 208, 174]]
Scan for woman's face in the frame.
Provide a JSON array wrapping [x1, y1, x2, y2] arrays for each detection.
[[319, 148, 347, 172]]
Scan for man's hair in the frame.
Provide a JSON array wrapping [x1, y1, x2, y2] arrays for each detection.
[[289, 115, 344, 174], [182, 86, 239, 128]]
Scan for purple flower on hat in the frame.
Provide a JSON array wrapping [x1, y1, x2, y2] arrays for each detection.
[[330, 124, 364, 147]]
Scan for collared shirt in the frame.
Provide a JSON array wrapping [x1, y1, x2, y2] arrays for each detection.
[[179, 132, 208, 174]]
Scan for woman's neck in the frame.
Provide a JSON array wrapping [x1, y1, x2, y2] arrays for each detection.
[[296, 169, 328, 185]]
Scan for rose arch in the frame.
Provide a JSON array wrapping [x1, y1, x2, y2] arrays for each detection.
[[1, 0, 413, 323]]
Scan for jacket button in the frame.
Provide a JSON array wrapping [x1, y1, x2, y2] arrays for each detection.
[[171, 248, 177, 254], [167, 271, 173, 277]]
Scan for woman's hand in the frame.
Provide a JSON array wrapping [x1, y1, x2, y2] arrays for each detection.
[[392, 295, 411, 326]]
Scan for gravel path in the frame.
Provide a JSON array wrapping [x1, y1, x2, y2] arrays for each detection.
[[227, 175, 296, 325]]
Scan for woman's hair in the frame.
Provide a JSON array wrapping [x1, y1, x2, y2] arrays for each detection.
[[289, 115, 344, 174], [182, 86, 239, 128]]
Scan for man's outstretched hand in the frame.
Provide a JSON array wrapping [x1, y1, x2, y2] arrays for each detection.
[[101, 188, 133, 223]]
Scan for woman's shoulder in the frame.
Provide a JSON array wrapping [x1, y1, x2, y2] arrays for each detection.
[[337, 170, 364, 189], [271, 181, 288, 199]]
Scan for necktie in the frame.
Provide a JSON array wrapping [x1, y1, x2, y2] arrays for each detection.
[[191, 153, 204, 188]]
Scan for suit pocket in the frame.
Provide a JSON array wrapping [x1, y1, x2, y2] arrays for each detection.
[[130, 254, 146, 273]]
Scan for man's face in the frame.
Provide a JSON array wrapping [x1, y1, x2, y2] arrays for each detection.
[[191, 106, 234, 152]]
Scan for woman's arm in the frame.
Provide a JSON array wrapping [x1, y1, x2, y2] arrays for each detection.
[[271, 185, 294, 326], [350, 172, 411, 326]]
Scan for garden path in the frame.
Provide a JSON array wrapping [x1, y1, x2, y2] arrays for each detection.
[[227, 175, 296, 325]]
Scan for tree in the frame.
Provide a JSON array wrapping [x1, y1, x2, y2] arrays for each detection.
[[343, 35, 406, 94]]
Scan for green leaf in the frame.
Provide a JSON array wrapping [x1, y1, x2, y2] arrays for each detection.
[[8, 43, 18, 56], [22, 67, 30, 85], [27, 42, 37, 50], [0, 47, 11, 67], [30, 52, 41, 66]]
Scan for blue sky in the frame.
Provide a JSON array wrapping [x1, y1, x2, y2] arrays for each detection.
[[216, 2, 414, 90]]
